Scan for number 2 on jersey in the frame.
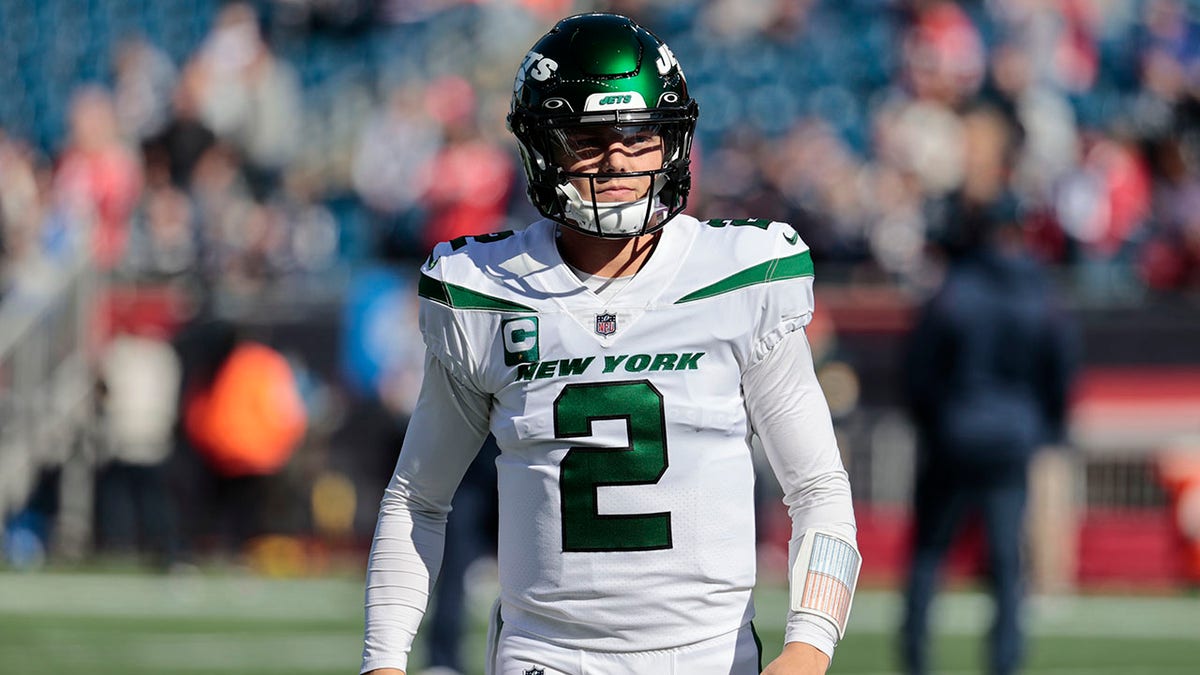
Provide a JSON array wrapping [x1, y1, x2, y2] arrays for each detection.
[[554, 381, 672, 552]]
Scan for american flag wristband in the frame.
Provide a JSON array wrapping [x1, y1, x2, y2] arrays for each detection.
[[789, 528, 861, 639]]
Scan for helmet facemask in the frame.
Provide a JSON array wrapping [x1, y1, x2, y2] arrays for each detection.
[[507, 13, 699, 238]]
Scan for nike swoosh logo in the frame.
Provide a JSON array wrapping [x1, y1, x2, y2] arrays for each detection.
[[425, 253, 440, 270], [783, 229, 799, 246]]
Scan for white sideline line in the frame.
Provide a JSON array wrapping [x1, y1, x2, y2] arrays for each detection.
[[3, 573, 1199, 642], [0, 633, 360, 671], [0, 571, 364, 621]]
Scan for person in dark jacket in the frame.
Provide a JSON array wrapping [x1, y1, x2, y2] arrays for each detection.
[[900, 190, 1078, 675]]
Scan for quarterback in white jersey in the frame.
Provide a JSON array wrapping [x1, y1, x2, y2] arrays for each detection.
[[362, 13, 859, 675]]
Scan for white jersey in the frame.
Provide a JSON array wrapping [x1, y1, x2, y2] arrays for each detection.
[[361, 214, 856, 672]]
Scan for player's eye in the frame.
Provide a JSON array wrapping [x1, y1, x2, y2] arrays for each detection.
[[615, 125, 662, 152], [552, 130, 606, 162], [551, 126, 663, 165]]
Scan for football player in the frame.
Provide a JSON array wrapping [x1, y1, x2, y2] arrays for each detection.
[[361, 13, 859, 675]]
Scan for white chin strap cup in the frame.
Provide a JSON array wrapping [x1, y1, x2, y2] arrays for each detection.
[[559, 178, 668, 237]]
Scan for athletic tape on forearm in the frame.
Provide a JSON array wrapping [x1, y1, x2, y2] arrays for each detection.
[[789, 528, 861, 638]]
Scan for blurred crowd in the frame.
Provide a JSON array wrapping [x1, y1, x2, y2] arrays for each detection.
[[673, 0, 1200, 300], [3, 0, 1200, 566], [2, 0, 1200, 308]]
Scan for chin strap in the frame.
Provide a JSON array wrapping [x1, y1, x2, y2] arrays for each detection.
[[559, 176, 669, 237]]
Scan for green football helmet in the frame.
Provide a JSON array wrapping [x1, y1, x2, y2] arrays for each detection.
[[507, 13, 699, 238]]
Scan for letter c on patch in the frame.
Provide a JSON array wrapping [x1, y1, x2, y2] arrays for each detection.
[[504, 318, 537, 352], [502, 316, 539, 366]]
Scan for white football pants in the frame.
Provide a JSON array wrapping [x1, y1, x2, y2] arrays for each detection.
[[485, 605, 761, 675]]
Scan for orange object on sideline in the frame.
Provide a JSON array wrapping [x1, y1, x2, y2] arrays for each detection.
[[185, 342, 307, 477], [1156, 449, 1200, 584]]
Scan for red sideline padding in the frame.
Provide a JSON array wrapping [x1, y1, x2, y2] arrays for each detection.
[[853, 504, 986, 585], [849, 505, 1183, 588], [1077, 508, 1184, 588]]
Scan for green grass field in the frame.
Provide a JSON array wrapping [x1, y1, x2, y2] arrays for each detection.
[[1, 569, 1197, 674]]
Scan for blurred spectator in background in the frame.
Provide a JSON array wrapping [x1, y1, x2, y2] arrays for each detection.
[[54, 87, 144, 271], [187, 2, 302, 198], [174, 319, 308, 555], [351, 81, 441, 259], [867, 2, 986, 284], [899, 105, 1079, 675], [269, 167, 342, 275], [1132, 0, 1200, 292], [184, 336, 307, 485], [120, 182, 200, 282], [417, 76, 516, 255], [143, 65, 218, 191], [1055, 132, 1152, 301], [112, 37, 178, 145], [187, 141, 258, 289], [94, 325, 182, 567], [0, 132, 48, 300]]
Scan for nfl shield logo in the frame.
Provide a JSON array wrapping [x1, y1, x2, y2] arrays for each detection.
[[595, 313, 617, 336]]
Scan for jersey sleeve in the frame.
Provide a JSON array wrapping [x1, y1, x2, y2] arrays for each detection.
[[360, 352, 491, 673], [418, 277, 484, 390], [742, 308, 858, 659], [416, 234, 534, 394], [749, 223, 817, 366]]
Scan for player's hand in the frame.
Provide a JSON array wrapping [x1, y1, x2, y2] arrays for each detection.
[[761, 641, 830, 675]]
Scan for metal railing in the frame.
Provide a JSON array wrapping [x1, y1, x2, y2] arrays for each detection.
[[0, 251, 97, 559], [841, 405, 1175, 511]]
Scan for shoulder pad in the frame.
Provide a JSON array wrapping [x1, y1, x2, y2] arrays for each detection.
[[674, 218, 813, 304], [418, 230, 537, 312]]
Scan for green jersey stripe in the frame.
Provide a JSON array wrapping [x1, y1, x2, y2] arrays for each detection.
[[418, 274, 535, 312], [674, 251, 814, 303]]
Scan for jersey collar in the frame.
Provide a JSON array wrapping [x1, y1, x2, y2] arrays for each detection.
[[530, 216, 695, 311]]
